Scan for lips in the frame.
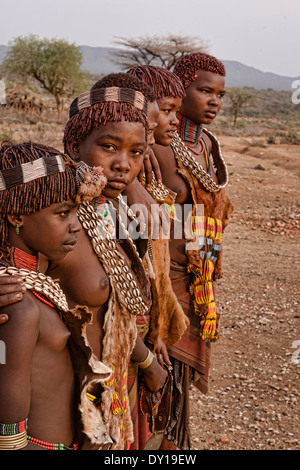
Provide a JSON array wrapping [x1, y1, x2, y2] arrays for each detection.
[[62, 238, 78, 251], [205, 109, 217, 119], [166, 129, 176, 137], [107, 178, 128, 189]]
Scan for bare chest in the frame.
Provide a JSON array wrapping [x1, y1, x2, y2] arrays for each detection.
[[33, 294, 71, 352], [48, 229, 110, 310]]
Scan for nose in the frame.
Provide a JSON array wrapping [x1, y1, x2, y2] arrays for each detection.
[[170, 112, 179, 126], [70, 213, 81, 233], [111, 152, 130, 173], [147, 130, 156, 146], [209, 94, 222, 107]]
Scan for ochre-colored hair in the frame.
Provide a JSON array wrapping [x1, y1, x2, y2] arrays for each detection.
[[173, 53, 226, 89], [92, 72, 157, 102], [0, 141, 77, 246], [63, 73, 152, 152], [127, 65, 185, 100]]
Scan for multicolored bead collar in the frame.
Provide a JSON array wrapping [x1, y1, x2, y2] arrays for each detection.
[[176, 113, 203, 144]]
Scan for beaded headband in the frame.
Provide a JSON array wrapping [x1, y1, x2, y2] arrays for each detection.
[[69, 87, 148, 118], [0, 155, 66, 191]]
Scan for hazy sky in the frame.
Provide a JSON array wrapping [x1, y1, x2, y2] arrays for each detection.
[[0, 0, 299, 77]]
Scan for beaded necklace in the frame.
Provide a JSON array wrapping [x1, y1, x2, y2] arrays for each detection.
[[171, 131, 228, 193], [12, 247, 39, 272], [0, 247, 68, 312], [177, 113, 203, 144], [11, 247, 57, 309], [177, 113, 212, 174]]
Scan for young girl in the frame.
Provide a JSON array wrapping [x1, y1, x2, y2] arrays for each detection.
[[0, 142, 81, 450], [61, 73, 175, 450]]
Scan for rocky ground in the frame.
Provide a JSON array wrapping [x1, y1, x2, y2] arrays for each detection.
[[190, 136, 300, 450]]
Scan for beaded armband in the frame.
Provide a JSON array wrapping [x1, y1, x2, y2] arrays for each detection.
[[0, 418, 28, 450]]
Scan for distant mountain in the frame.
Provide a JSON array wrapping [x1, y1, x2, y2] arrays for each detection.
[[79, 46, 300, 92], [1, 44, 298, 92], [220, 60, 299, 92]]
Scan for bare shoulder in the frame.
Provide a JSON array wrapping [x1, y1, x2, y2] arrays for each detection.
[[152, 143, 174, 160], [0, 291, 40, 332]]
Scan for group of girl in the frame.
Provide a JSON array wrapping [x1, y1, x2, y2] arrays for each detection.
[[0, 52, 233, 451]]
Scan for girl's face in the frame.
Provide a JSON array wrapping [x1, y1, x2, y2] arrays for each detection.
[[147, 101, 160, 146], [14, 200, 81, 261], [74, 120, 147, 199], [179, 70, 225, 125], [154, 97, 182, 147]]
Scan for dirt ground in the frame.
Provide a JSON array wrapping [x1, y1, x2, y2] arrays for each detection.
[[189, 135, 300, 450]]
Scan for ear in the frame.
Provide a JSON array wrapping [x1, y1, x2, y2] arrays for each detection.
[[6, 214, 24, 229], [66, 141, 80, 161]]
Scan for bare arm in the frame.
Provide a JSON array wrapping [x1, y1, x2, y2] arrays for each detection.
[[151, 336, 171, 367], [0, 294, 40, 449], [131, 335, 167, 393]]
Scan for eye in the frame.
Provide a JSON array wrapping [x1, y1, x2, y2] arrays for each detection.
[[131, 148, 144, 157], [58, 210, 70, 218], [101, 143, 116, 151], [148, 123, 157, 134]]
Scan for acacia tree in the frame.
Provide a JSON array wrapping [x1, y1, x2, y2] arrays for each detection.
[[227, 88, 254, 128], [112, 34, 210, 70], [3, 35, 85, 121]]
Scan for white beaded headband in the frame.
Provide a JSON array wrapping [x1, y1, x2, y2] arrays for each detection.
[[0, 155, 66, 191], [69, 86, 148, 118]]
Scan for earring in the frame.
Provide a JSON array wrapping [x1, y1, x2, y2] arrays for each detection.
[[73, 155, 80, 162], [15, 224, 20, 235]]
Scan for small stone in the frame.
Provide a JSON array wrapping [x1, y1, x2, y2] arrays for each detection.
[[254, 164, 265, 171], [220, 435, 230, 444]]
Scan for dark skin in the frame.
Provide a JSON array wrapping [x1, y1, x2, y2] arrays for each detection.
[[138, 100, 162, 186], [0, 276, 26, 309], [179, 70, 225, 127], [0, 200, 81, 449], [123, 100, 163, 241]]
